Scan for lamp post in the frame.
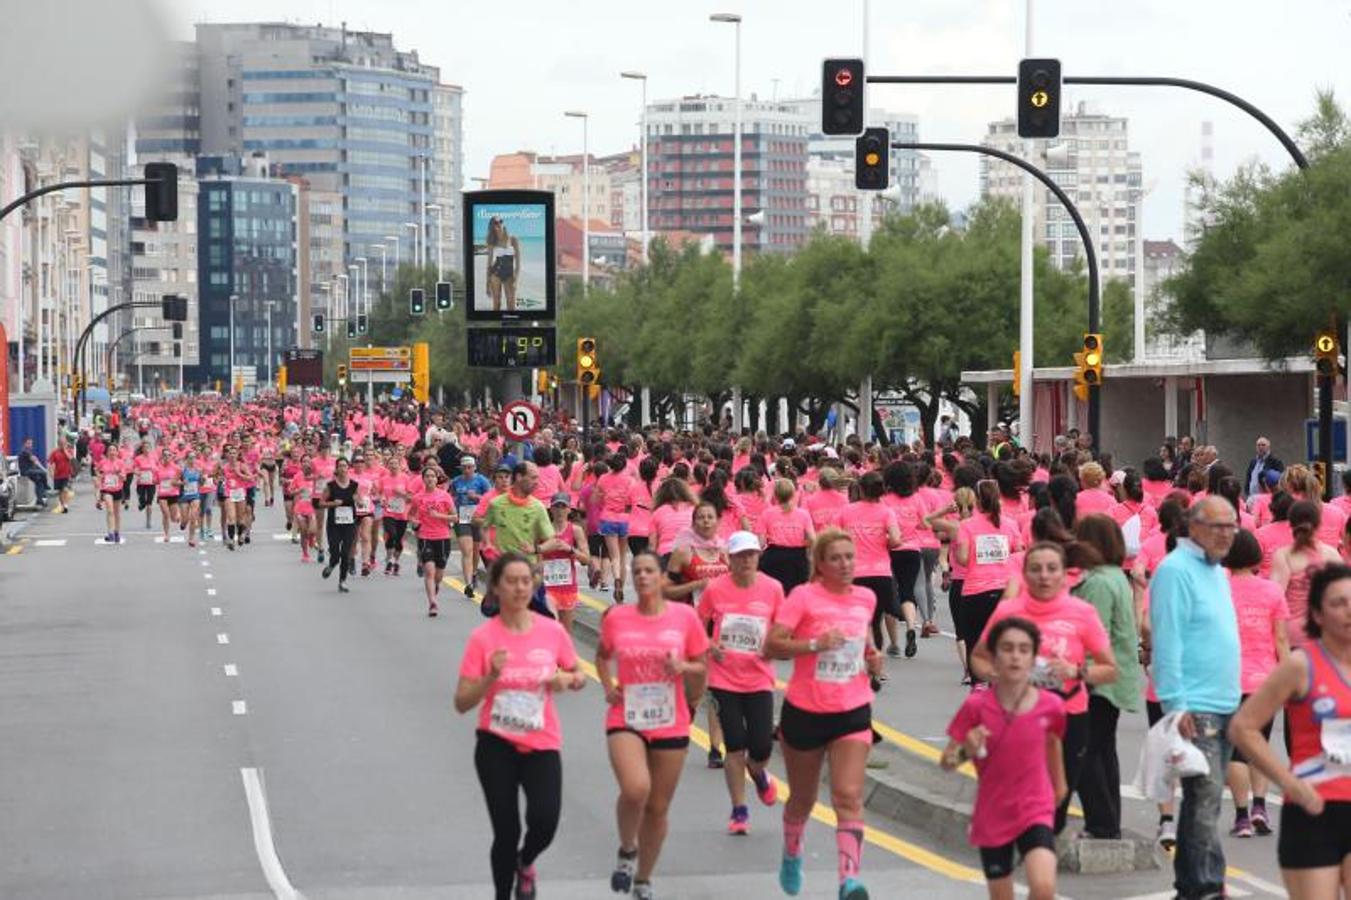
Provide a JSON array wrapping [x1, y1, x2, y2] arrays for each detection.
[[265, 300, 275, 386], [620, 71, 650, 265], [227, 293, 239, 395], [371, 243, 388, 286], [564, 111, 590, 293], [425, 203, 444, 277], [336, 273, 349, 327], [711, 12, 743, 432], [403, 222, 418, 271], [354, 257, 368, 321], [320, 282, 332, 352]]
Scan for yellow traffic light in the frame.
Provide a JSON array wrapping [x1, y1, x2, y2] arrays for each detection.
[[1012, 350, 1021, 398], [577, 337, 600, 386], [277, 364, 287, 394], [413, 342, 430, 403], [337, 363, 348, 388], [1072, 333, 1103, 402], [1315, 330, 1339, 378]]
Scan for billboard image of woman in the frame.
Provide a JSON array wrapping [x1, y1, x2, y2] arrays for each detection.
[[463, 190, 556, 321]]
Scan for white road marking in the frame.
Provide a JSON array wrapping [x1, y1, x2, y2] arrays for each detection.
[[240, 768, 304, 900], [211, 607, 222, 617], [34, 539, 67, 547], [217, 633, 230, 645], [273, 533, 291, 541], [1121, 782, 1282, 808], [204, 573, 214, 580], [232, 700, 248, 716], [1120, 891, 1249, 900], [207, 588, 217, 596], [201, 560, 210, 567], [223, 664, 238, 677], [1230, 872, 1285, 897], [154, 535, 186, 544]]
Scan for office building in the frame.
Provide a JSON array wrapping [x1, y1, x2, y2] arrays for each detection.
[[127, 161, 200, 390]]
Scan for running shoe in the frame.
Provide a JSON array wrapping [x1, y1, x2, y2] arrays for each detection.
[[1229, 814, 1254, 838], [316, 550, 325, 563], [1251, 804, 1271, 836], [921, 621, 940, 637], [707, 748, 725, 769], [885, 644, 901, 658], [839, 877, 869, 899], [393, 562, 400, 576], [778, 853, 803, 896], [905, 628, 918, 658], [322, 564, 334, 579], [514, 863, 537, 900], [465, 585, 476, 600], [1157, 817, 1177, 851], [752, 768, 778, 805], [632, 882, 654, 900], [338, 581, 350, 593], [611, 848, 637, 893], [727, 805, 749, 835], [384, 561, 393, 575], [361, 562, 371, 577], [428, 603, 438, 618]]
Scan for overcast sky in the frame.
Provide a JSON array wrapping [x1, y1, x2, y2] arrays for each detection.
[[161, 0, 1351, 243]]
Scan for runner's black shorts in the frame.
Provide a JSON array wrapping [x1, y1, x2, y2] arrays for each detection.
[[776, 699, 879, 751], [419, 538, 451, 570], [605, 727, 690, 751], [588, 533, 606, 558], [454, 522, 481, 540], [1278, 800, 1351, 869], [979, 824, 1055, 880], [1229, 693, 1273, 765]]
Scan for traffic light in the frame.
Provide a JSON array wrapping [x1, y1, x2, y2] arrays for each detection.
[[356, 313, 368, 335], [1012, 350, 1022, 398], [277, 365, 287, 394], [1315, 329, 1339, 378], [313, 313, 325, 333], [412, 341, 430, 403], [144, 161, 179, 222], [337, 364, 348, 387], [821, 58, 866, 136], [346, 320, 357, 339], [854, 127, 889, 191], [410, 288, 426, 316], [1018, 58, 1062, 139], [172, 322, 183, 340], [536, 370, 552, 394], [577, 337, 600, 386], [161, 294, 187, 321], [435, 281, 452, 311], [1072, 333, 1104, 402]]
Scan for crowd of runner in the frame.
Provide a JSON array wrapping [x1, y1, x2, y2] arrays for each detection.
[[48, 397, 1351, 900]]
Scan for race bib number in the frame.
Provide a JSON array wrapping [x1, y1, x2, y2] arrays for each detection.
[[490, 689, 545, 735], [387, 497, 405, 514], [815, 637, 864, 683], [542, 558, 573, 587], [719, 614, 768, 655], [974, 534, 1010, 565], [624, 682, 677, 731], [298, 489, 311, 502], [102, 474, 122, 490], [159, 480, 174, 492], [1322, 719, 1351, 765], [138, 472, 154, 485], [229, 488, 246, 503], [356, 497, 374, 514], [458, 505, 477, 524], [333, 507, 355, 525], [1031, 656, 1064, 689]]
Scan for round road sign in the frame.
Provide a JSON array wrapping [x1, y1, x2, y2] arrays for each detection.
[[500, 400, 542, 440]]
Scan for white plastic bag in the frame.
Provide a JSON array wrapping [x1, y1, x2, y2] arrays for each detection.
[[1132, 711, 1210, 802]]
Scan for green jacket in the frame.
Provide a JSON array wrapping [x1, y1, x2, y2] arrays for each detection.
[[1073, 565, 1142, 712]]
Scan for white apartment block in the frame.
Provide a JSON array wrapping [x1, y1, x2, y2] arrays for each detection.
[[981, 101, 1143, 290]]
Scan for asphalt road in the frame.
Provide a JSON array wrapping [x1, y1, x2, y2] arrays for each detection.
[[0, 487, 1290, 900]]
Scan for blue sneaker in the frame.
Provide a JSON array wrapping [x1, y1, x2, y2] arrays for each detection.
[[778, 853, 803, 896], [839, 877, 869, 900]]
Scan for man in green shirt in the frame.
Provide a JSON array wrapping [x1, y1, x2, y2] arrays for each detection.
[[483, 461, 555, 564]]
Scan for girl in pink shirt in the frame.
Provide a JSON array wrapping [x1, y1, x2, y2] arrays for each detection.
[[627, 458, 659, 555], [951, 482, 1025, 672], [597, 551, 709, 898], [454, 554, 584, 900], [803, 468, 848, 531], [884, 460, 933, 654], [155, 451, 181, 542], [380, 456, 411, 576], [649, 479, 696, 559], [596, 457, 636, 601], [840, 473, 906, 658], [290, 462, 317, 562], [766, 529, 886, 900], [944, 616, 1067, 900], [756, 478, 814, 593]]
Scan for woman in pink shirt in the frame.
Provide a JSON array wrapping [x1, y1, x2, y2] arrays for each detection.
[[766, 529, 886, 900], [972, 543, 1117, 835], [597, 550, 709, 899], [1075, 462, 1115, 519], [96, 450, 127, 543], [1271, 500, 1341, 650], [756, 477, 815, 593], [412, 466, 455, 617], [1222, 529, 1290, 838], [884, 460, 933, 657], [380, 455, 411, 576], [133, 442, 158, 529], [648, 477, 696, 563], [840, 472, 906, 662], [290, 461, 317, 563], [803, 467, 848, 532], [454, 553, 585, 900], [627, 457, 659, 556], [1257, 491, 1297, 578], [943, 616, 1067, 900], [596, 456, 636, 601], [948, 481, 1025, 674], [155, 449, 181, 542]]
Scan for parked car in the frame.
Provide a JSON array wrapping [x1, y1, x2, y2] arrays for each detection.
[[0, 455, 17, 525]]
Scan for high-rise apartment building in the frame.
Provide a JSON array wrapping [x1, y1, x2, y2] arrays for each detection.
[[645, 95, 811, 255], [981, 101, 1143, 288], [488, 152, 614, 225]]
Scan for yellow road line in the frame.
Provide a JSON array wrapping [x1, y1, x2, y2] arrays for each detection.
[[447, 574, 983, 885], [6, 543, 22, 555]]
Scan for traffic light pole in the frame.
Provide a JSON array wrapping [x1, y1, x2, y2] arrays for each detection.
[[891, 141, 1101, 444], [73, 301, 162, 426], [872, 71, 1323, 490], [0, 177, 159, 227]]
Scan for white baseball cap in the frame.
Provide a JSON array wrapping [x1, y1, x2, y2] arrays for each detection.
[[461, 456, 477, 467], [727, 531, 761, 555]]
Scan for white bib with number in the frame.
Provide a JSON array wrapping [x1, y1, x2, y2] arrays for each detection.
[[458, 505, 477, 524], [229, 488, 246, 503], [1323, 718, 1351, 766], [815, 637, 864, 683], [624, 682, 677, 731], [1031, 655, 1064, 689], [387, 497, 405, 514], [719, 614, 768, 655], [974, 534, 1010, 565], [490, 689, 545, 735], [159, 480, 174, 492], [103, 474, 122, 490], [333, 506, 355, 525], [138, 471, 154, 485], [355, 496, 373, 515], [542, 558, 573, 587]]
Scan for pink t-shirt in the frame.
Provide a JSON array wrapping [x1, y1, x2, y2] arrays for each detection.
[[597, 472, 634, 523], [382, 473, 411, 520], [803, 489, 848, 532], [775, 581, 876, 714], [628, 479, 655, 539], [883, 493, 930, 551], [458, 614, 579, 752], [947, 688, 1067, 847], [697, 573, 783, 693], [1251, 492, 1274, 529], [600, 602, 710, 740], [1075, 488, 1115, 519], [156, 464, 180, 497], [839, 501, 898, 578], [415, 488, 454, 540], [1317, 501, 1347, 550], [1257, 521, 1293, 578], [979, 591, 1111, 715], [1227, 572, 1290, 693], [758, 504, 813, 548], [1137, 532, 1170, 576], [916, 487, 950, 550], [957, 513, 1023, 596], [650, 502, 693, 556]]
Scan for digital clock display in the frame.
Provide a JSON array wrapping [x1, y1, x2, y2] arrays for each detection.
[[466, 327, 557, 369]]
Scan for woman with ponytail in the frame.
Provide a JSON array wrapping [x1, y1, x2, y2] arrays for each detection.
[[1271, 500, 1341, 650]]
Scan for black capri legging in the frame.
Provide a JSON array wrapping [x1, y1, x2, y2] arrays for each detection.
[[137, 484, 156, 510], [856, 575, 902, 650], [383, 517, 409, 555], [474, 731, 562, 900], [327, 522, 357, 579], [956, 588, 1002, 671], [710, 687, 774, 762], [889, 549, 923, 606], [759, 544, 810, 594]]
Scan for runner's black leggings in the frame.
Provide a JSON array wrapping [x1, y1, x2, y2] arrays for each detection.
[[326, 522, 357, 579], [383, 518, 408, 555], [474, 731, 562, 900]]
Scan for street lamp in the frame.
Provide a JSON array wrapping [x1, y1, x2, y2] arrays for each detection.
[[711, 12, 744, 432], [264, 300, 275, 385], [336, 273, 349, 323], [620, 71, 650, 265], [371, 243, 388, 286], [564, 110, 590, 291], [384, 234, 400, 270], [353, 257, 368, 320], [403, 222, 419, 270], [227, 293, 239, 395], [425, 203, 444, 277]]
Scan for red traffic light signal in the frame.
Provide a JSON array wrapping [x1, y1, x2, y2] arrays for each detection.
[[821, 58, 865, 136]]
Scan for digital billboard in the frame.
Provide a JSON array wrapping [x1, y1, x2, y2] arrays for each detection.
[[462, 190, 556, 322]]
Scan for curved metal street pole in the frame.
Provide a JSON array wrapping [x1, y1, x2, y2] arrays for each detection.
[[892, 141, 1101, 443]]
